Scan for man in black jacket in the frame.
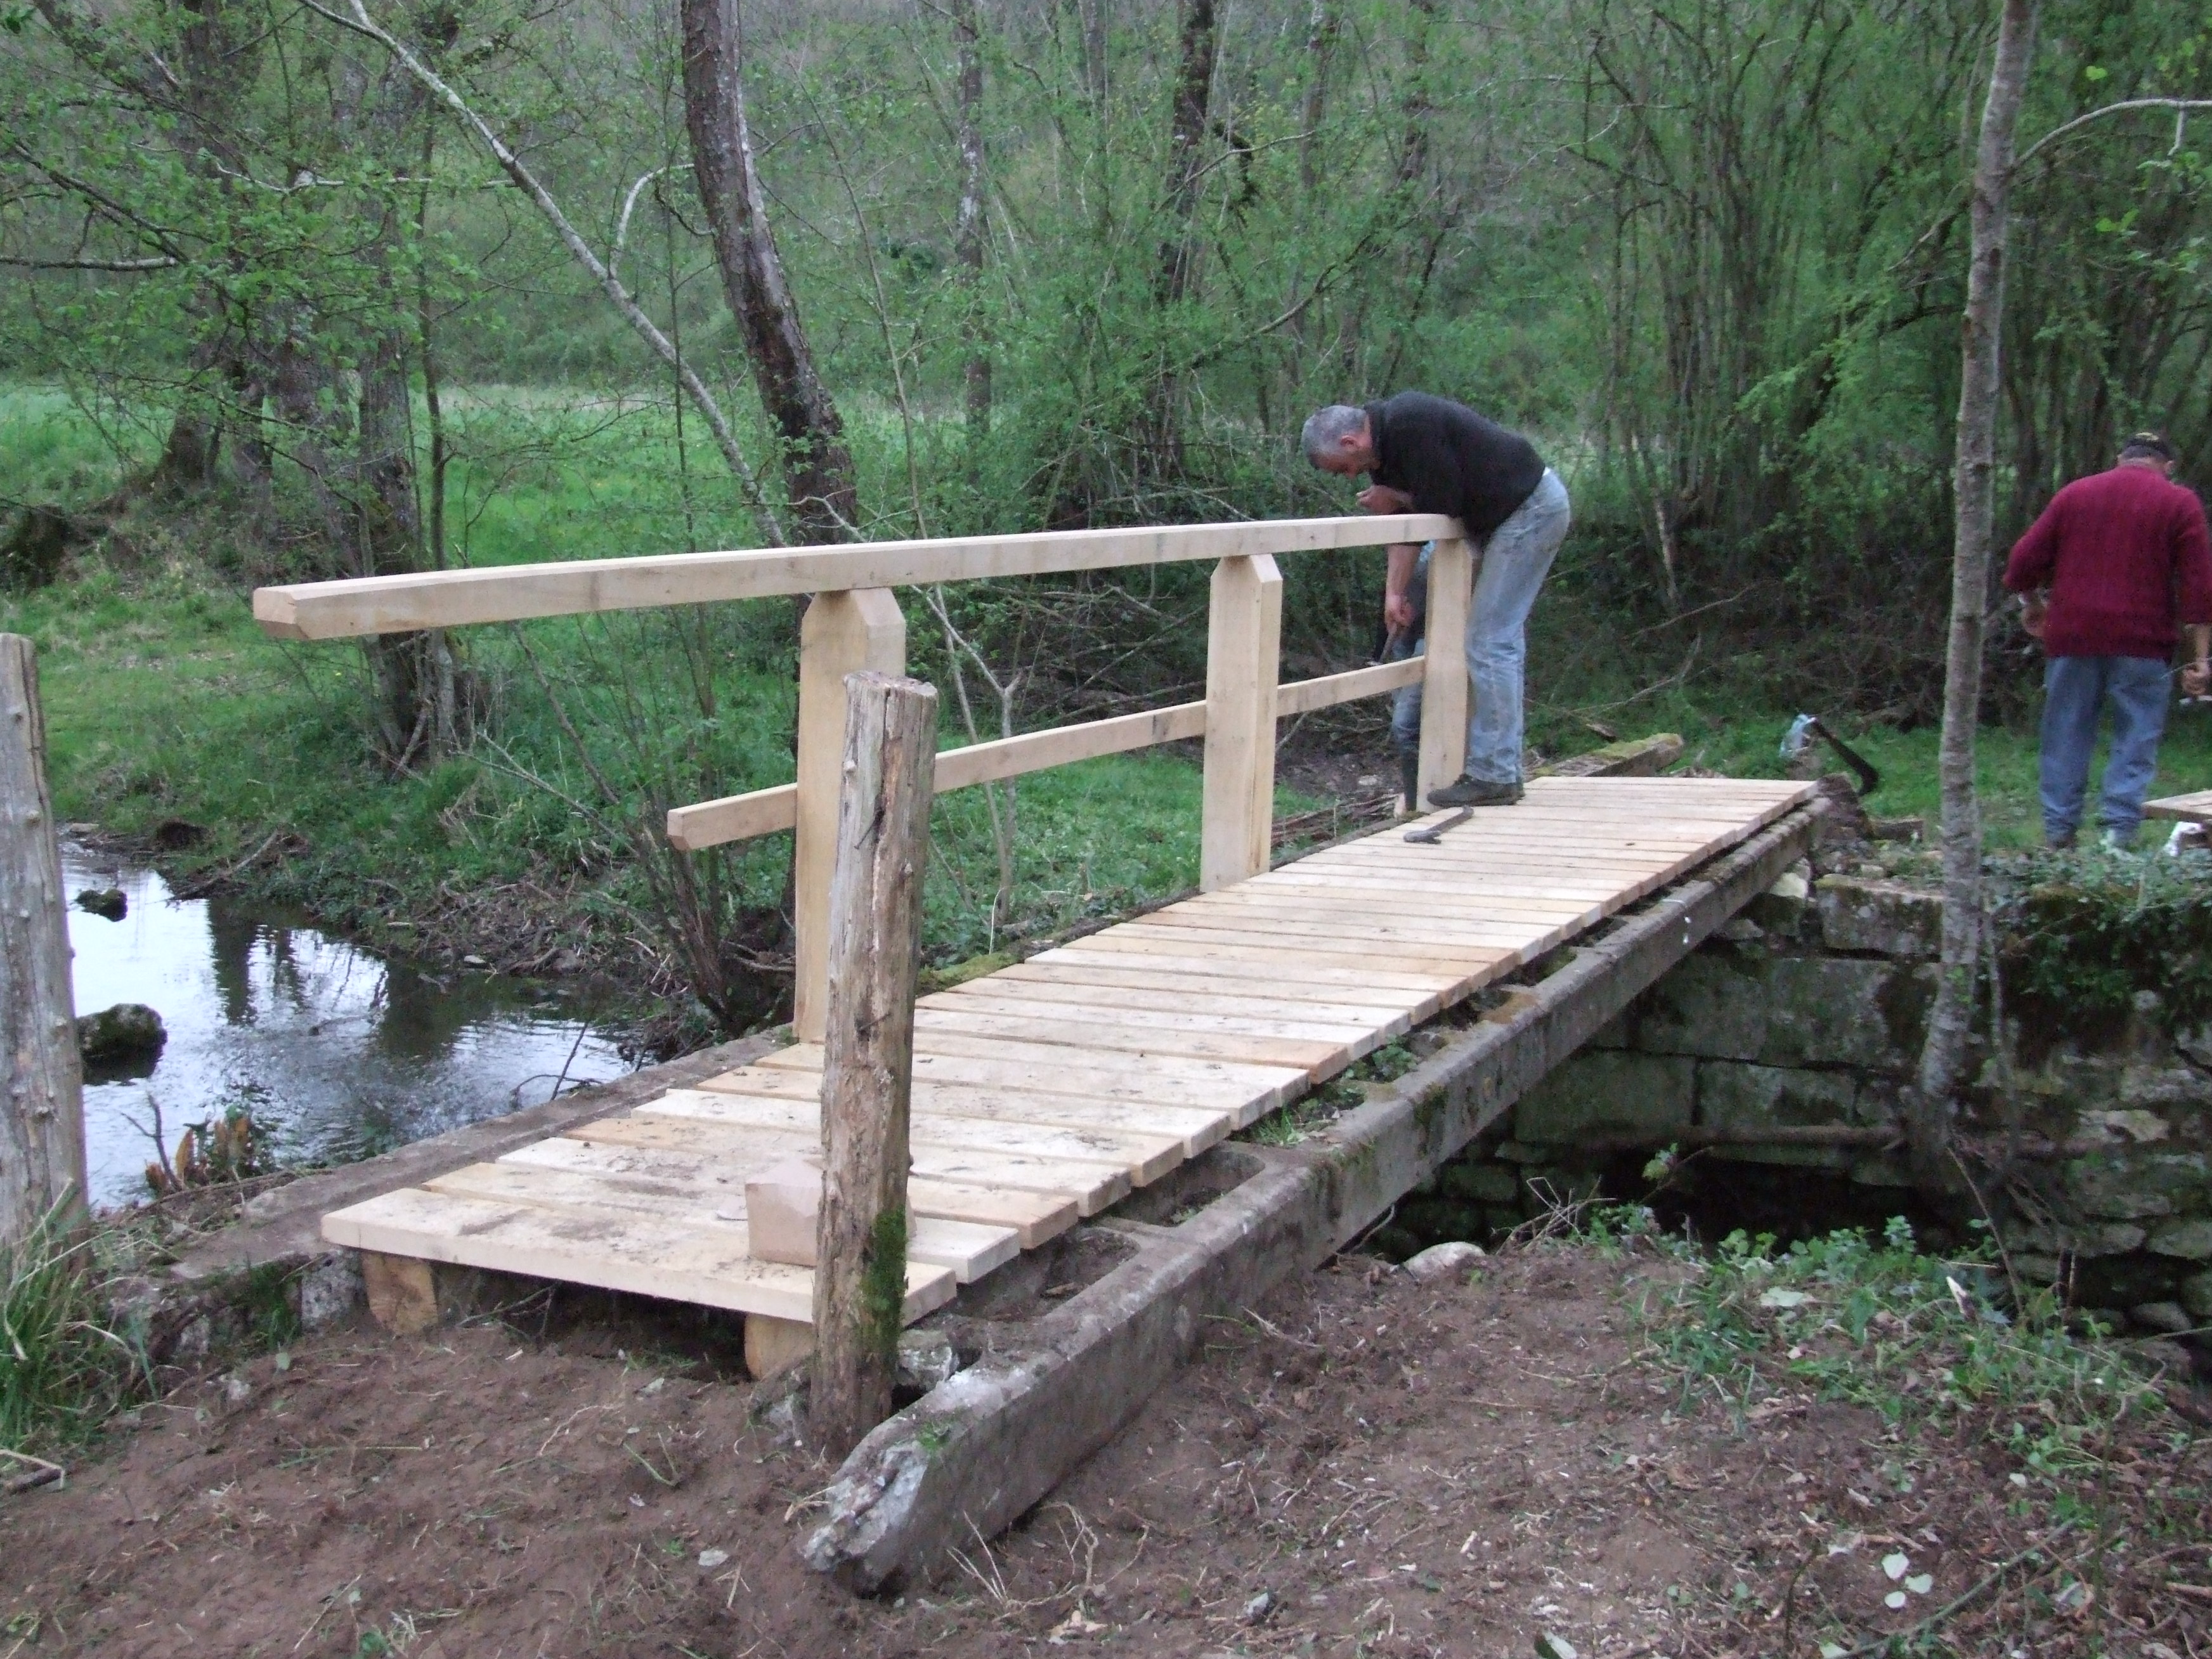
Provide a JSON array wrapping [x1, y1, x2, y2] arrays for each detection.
[[1303, 393, 1571, 808]]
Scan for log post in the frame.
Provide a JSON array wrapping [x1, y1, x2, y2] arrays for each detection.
[[792, 589, 906, 1043], [0, 635, 86, 1248], [809, 669, 937, 1458], [1417, 536, 1473, 803], [1199, 554, 1282, 890]]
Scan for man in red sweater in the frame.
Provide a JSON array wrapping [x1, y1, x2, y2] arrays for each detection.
[[2003, 432, 2212, 848]]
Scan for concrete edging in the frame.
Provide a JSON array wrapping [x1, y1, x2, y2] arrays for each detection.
[[800, 803, 1823, 1590]]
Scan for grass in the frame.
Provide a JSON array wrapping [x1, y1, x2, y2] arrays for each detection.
[[1599, 1207, 2212, 1656], [0, 1206, 146, 1457]]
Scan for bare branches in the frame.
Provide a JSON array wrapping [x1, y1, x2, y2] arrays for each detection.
[[2013, 96, 2212, 173], [294, 0, 787, 545]]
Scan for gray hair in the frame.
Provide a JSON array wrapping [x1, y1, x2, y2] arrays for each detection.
[[1301, 404, 1368, 464]]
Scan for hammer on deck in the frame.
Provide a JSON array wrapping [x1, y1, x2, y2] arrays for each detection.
[[1405, 807, 1473, 844]]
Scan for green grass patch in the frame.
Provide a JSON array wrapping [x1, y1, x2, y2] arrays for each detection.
[[1, 1207, 148, 1457]]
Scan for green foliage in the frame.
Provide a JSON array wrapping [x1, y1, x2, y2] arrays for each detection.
[[1627, 1218, 2161, 1462], [1991, 848, 2212, 1041], [0, 1206, 147, 1455]]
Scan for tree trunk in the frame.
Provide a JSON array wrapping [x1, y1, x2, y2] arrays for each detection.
[[681, 0, 858, 544], [0, 636, 86, 1247], [809, 670, 937, 1459], [954, 0, 991, 438], [1142, 0, 1217, 481], [1287, 0, 1339, 346], [1912, 0, 2040, 1187]]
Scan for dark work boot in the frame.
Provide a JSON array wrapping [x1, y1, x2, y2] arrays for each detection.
[[1428, 773, 1524, 809], [1398, 753, 1421, 815]]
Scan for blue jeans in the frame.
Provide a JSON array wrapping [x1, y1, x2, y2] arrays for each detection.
[[1389, 469, 1572, 783], [2040, 654, 2171, 845]]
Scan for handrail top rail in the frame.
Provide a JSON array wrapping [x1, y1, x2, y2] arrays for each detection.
[[251, 512, 1461, 641]]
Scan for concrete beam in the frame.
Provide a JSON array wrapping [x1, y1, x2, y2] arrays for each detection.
[[802, 803, 1823, 1590]]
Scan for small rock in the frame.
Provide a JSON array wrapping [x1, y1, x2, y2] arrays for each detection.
[[697, 1547, 730, 1570], [898, 1329, 960, 1392], [1717, 916, 1765, 944], [74, 887, 126, 920], [223, 1372, 252, 1406], [1403, 1241, 1486, 1282], [2130, 1301, 2194, 1334], [461, 953, 489, 968], [1536, 1636, 1579, 1659], [1242, 1591, 1275, 1625], [77, 1002, 166, 1062]]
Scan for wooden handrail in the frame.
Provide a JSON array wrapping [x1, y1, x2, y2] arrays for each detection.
[[663, 656, 1426, 852], [251, 514, 1460, 641]]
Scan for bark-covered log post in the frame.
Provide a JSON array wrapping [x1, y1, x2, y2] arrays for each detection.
[[809, 670, 937, 1459], [1, 634, 86, 1247]]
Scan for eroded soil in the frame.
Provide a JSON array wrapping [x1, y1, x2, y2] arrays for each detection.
[[7, 1247, 2206, 1657]]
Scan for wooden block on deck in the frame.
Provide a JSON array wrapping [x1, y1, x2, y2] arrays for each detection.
[[746, 1155, 821, 1268]]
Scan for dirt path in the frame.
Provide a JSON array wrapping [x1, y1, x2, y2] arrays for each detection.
[[7, 1246, 2205, 1656]]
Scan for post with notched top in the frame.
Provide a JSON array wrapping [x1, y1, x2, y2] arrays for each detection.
[[809, 670, 937, 1459], [0, 635, 86, 1249]]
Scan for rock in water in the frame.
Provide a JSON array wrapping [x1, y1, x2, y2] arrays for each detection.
[[1402, 1240, 1487, 1282], [78, 1003, 167, 1062], [75, 887, 127, 920]]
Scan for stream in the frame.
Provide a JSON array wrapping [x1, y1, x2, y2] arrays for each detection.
[[62, 846, 634, 1211]]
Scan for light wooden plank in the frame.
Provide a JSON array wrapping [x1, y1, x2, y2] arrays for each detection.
[[933, 972, 1416, 1031], [1051, 927, 1518, 980], [757, 1036, 1311, 1110], [499, 1135, 1079, 1246], [1273, 657, 1424, 717], [254, 513, 1459, 641], [422, 1161, 1020, 1284], [322, 1186, 956, 1324], [992, 956, 1437, 1016], [568, 1114, 1135, 1214], [695, 1064, 1235, 1154], [1417, 537, 1472, 801], [913, 1005, 1350, 1075], [1200, 554, 1282, 890], [639, 1088, 1191, 1185], [1109, 914, 1522, 968], [2145, 789, 2212, 824], [929, 986, 1383, 1049], [1157, 895, 1595, 945], [1029, 942, 1462, 1001]]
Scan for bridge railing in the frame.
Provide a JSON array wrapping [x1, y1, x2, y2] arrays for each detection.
[[253, 514, 1471, 1040]]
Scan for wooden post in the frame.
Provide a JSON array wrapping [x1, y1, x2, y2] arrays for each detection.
[[0, 635, 86, 1248], [792, 589, 906, 1043], [1199, 554, 1282, 891], [809, 669, 937, 1458], [1417, 536, 1473, 803]]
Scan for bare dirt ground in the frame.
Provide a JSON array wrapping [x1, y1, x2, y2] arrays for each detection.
[[8, 1244, 2208, 1658]]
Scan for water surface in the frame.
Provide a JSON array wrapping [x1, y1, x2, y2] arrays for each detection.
[[62, 847, 632, 1209]]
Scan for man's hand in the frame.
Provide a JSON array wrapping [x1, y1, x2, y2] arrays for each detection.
[[1358, 483, 1415, 515], [1384, 591, 1417, 632], [2020, 591, 2048, 641], [2184, 661, 2211, 698]]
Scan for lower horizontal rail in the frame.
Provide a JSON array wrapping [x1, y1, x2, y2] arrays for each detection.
[[665, 658, 1426, 852]]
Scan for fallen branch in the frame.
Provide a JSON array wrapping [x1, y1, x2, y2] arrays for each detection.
[[1, 1448, 66, 1493]]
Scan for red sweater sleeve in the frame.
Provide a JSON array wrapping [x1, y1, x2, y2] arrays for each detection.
[[2175, 492, 2212, 628], [2004, 493, 2064, 592]]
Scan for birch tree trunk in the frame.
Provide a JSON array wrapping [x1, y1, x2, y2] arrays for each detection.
[[953, 0, 991, 438], [1912, 0, 2040, 1187], [1, 636, 86, 1247], [681, 0, 858, 544]]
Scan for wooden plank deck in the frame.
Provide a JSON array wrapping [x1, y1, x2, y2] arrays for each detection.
[[2146, 788, 2212, 824], [322, 775, 1814, 1321]]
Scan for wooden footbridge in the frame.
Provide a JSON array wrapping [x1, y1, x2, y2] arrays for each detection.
[[252, 516, 1812, 1350]]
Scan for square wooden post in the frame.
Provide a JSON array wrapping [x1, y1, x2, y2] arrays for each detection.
[[1417, 537, 1473, 803], [793, 589, 906, 1044], [1199, 554, 1282, 891], [809, 669, 937, 1459], [1, 635, 85, 1249]]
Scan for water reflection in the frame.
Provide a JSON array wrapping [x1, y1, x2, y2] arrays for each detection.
[[63, 846, 633, 1209]]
